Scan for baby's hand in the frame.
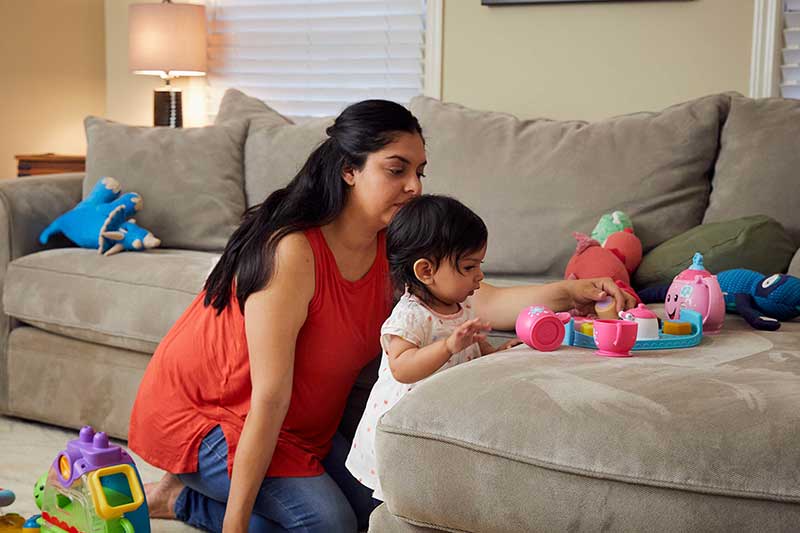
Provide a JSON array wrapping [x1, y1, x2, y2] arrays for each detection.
[[446, 317, 491, 355]]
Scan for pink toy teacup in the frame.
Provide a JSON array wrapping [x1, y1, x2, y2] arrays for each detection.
[[593, 319, 638, 357], [515, 305, 566, 352]]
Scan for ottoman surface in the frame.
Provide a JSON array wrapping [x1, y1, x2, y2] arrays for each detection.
[[375, 311, 800, 532]]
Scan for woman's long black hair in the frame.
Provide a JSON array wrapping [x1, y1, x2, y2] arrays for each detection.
[[204, 99, 423, 314]]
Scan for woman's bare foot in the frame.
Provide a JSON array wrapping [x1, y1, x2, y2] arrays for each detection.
[[145, 472, 184, 519]]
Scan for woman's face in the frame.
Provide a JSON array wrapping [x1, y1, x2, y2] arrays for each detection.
[[344, 131, 426, 229]]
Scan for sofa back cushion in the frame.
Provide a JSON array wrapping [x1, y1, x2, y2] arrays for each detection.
[[703, 95, 800, 247], [214, 89, 331, 207], [633, 215, 797, 289], [84, 116, 248, 251], [410, 94, 731, 276]]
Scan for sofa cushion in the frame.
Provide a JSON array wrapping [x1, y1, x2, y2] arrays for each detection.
[[376, 312, 800, 532], [410, 94, 731, 276], [214, 89, 331, 207], [84, 116, 248, 251], [703, 95, 800, 247], [2, 248, 218, 353], [790, 248, 800, 278], [633, 215, 797, 289], [217, 87, 291, 131]]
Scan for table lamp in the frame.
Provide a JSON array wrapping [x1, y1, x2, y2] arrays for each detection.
[[128, 0, 207, 127]]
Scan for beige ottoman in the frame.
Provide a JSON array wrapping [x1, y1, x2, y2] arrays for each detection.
[[372, 313, 800, 532]]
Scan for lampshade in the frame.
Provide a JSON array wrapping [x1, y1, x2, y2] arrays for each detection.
[[129, 2, 207, 78]]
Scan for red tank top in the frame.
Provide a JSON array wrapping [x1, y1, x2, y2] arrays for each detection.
[[128, 227, 391, 477]]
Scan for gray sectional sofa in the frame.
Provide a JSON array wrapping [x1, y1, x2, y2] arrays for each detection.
[[2, 90, 799, 532]]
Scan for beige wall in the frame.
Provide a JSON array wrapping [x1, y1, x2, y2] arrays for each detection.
[[104, 0, 207, 128], [0, 0, 106, 179], [442, 0, 754, 120], [100, 0, 754, 125]]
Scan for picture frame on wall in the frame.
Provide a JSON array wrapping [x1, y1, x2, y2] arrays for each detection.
[[482, 0, 667, 4]]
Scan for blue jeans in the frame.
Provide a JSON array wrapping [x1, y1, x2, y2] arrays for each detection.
[[174, 426, 380, 532]]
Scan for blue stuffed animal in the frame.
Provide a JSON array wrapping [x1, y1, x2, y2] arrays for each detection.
[[100, 219, 161, 256], [717, 269, 800, 331], [40, 177, 160, 256]]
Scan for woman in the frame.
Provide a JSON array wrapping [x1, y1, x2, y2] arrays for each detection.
[[130, 99, 636, 533]]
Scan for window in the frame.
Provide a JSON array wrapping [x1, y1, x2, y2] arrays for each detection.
[[783, 0, 800, 98], [205, 0, 440, 118]]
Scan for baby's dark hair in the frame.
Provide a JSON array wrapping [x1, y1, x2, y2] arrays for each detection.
[[387, 195, 488, 302]]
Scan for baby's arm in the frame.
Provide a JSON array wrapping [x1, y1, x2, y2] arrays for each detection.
[[388, 317, 490, 383]]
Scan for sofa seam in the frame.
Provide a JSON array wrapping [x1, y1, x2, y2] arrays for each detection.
[[388, 510, 470, 533], [377, 424, 800, 503], [10, 341, 150, 370], [6, 311, 161, 346], [7, 262, 199, 295]]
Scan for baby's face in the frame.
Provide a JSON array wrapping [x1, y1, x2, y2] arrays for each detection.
[[429, 245, 487, 305]]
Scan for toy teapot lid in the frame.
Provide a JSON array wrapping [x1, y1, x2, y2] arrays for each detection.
[[674, 252, 713, 281], [627, 304, 658, 319], [619, 303, 658, 321]]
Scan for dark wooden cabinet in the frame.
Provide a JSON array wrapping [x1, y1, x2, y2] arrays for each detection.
[[15, 153, 86, 177]]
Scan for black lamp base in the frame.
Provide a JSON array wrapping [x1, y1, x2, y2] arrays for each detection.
[[154, 87, 182, 128]]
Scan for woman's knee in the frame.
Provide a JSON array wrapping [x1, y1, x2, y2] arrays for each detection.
[[253, 476, 358, 533], [312, 498, 358, 533], [248, 503, 356, 533]]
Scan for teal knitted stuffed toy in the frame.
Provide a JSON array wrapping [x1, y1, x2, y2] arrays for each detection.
[[717, 269, 800, 331], [39, 177, 161, 256]]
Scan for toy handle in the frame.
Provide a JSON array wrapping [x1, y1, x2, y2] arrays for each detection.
[[614, 322, 623, 347], [120, 517, 135, 533]]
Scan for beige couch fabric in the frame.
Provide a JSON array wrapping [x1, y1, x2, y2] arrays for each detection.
[[214, 89, 332, 207], [410, 94, 731, 276], [7, 326, 150, 439], [0, 174, 84, 411], [3, 248, 216, 353], [376, 313, 800, 532], [84, 116, 249, 251], [703, 95, 800, 247]]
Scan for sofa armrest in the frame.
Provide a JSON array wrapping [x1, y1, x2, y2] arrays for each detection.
[[0, 172, 83, 412]]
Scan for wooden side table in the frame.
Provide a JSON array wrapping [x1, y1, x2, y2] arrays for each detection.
[[15, 153, 86, 177]]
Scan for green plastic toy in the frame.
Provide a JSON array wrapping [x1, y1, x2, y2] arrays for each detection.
[[591, 210, 633, 245]]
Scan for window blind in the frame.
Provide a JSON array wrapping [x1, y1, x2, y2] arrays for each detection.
[[783, 0, 800, 98], [206, 0, 427, 117]]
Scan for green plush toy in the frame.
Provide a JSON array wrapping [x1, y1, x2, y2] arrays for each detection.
[[591, 210, 633, 245]]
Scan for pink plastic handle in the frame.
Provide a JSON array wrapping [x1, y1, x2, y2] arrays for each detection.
[[614, 322, 622, 347]]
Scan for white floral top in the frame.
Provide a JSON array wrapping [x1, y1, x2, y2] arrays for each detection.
[[345, 291, 482, 500]]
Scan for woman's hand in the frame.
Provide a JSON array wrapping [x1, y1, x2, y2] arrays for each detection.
[[566, 278, 637, 315]]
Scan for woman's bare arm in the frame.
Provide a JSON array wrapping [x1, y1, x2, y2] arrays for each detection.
[[472, 278, 637, 330], [223, 233, 315, 533]]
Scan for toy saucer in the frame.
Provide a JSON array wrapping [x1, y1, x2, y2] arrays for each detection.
[[595, 349, 632, 358]]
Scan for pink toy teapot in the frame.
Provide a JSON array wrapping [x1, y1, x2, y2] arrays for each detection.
[[619, 304, 660, 340], [665, 252, 725, 334]]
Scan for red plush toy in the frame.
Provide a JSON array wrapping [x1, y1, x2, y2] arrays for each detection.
[[564, 229, 642, 311]]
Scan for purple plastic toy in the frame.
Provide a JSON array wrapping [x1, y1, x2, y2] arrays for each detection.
[[53, 426, 134, 487]]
